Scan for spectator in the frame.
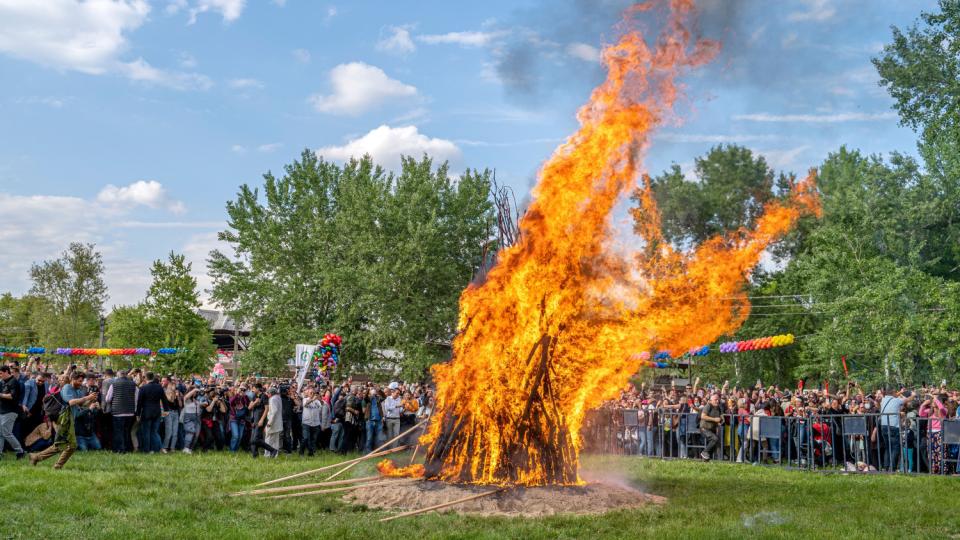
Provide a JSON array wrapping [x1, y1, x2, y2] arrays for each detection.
[[75, 401, 102, 451], [180, 384, 201, 453], [878, 388, 909, 471], [106, 370, 137, 453], [162, 376, 182, 453], [699, 393, 723, 461], [300, 387, 323, 456], [227, 386, 249, 452], [364, 387, 384, 453], [383, 386, 403, 447], [330, 388, 347, 454], [265, 387, 283, 457], [0, 365, 25, 459], [136, 372, 166, 454]]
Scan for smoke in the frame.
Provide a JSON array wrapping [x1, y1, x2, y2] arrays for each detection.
[[490, 0, 859, 105]]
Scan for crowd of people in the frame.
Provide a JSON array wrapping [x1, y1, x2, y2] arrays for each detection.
[[589, 377, 960, 475], [0, 358, 433, 469]]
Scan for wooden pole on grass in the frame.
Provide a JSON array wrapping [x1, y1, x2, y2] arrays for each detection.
[[231, 475, 380, 497], [264, 478, 422, 500], [255, 445, 408, 487], [378, 487, 507, 522], [325, 418, 429, 481]]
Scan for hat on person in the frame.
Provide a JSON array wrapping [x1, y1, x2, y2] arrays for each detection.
[[388, 382, 400, 390]]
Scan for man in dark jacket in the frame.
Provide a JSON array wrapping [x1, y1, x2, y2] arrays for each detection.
[[106, 370, 137, 453], [330, 392, 347, 454], [136, 372, 167, 453], [0, 366, 25, 459]]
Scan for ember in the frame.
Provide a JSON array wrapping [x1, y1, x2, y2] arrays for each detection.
[[409, 0, 821, 488]]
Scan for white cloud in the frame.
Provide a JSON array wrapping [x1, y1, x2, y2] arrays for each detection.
[[656, 133, 782, 143], [97, 180, 187, 214], [324, 5, 337, 22], [182, 231, 232, 305], [759, 145, 811, 171], [228, 77, 264, 90], [0, 0, 150, 74], [781, 32, 799, 48], [308, 62, 418, 115], [417, 30, 505, 47], [377, 26, 417, 55], [14, 96, 71, 108], [187, 0, 246, 24], [787, 0, 836, 22], [0, 188, 215, 306], [292, 48, 311, 63], [733, 112, 898, 123], [0, 1, 212, 89], [316, 125, 461, 171], [257, 142, 282, 153], [566, 42, 601, 63], [121, 57, 213, 90], [178, 51, 198, 69], [272, 0, 286, 5], [231, 144, 247, 153]]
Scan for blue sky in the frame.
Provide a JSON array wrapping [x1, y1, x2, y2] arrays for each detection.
[[0, 0, 934, 308]]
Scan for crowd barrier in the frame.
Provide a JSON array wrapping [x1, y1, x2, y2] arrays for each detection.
[[581, 409, 960, 475]]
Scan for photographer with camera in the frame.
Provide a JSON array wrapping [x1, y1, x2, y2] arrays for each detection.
[[199, 388, 227, 451], [180, 384, 201, 453], [228, 386, 250, 452], [75, 400, 102, 451], [300, 386, 326, 457]]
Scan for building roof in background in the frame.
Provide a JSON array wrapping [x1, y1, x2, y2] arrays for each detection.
[[197, 309, 251, 334]]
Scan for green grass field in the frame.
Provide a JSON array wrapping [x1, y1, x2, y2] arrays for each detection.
[[1, 451, 955, 539]]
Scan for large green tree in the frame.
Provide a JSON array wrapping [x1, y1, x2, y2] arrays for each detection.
[[209, 151, 494, 376], [109, 252, 214, 375], [28, 242, 107, 346]]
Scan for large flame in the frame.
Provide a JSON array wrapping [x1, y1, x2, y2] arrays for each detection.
[[418, 0, 821, 486]]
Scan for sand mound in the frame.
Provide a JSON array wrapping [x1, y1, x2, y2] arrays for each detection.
[[344, 479, 665, 517]]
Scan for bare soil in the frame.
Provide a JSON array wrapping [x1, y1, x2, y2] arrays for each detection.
[[343, 478, 666, 517]]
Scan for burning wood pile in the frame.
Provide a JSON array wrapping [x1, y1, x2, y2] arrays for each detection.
[[235, 0, 819, 520]]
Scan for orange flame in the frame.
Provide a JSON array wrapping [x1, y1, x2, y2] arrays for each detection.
[[419, 0, 820, 486], [377, 459, 426, 478]]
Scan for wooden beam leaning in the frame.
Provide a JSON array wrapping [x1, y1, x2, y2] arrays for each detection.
[[378, 487, 507, 522], [255, 445, 408, 487], [263, 478, 423, 500]]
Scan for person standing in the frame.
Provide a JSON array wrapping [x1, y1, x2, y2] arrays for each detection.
[[161, 376, 182, 453], [878, 389, 908, 471], [265, 387, 283, 457], [106, 370, 137, 453], [300, 387, 322, 456], [99, 369, 115, 452], [135, 372, 165, 453], [383, 387, 402, 448], [30, 371, 96, 468], [180, 385, 201, 453], [227, 386, 250, 452], [329, 390, 347, 454], [0, 366, 26, 459], [363, 388, 384, 453], [20, 372, 47, 439], [699, 393, 724, 461]]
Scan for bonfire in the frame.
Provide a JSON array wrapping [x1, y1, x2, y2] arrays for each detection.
[[242, 0, 821, 519]]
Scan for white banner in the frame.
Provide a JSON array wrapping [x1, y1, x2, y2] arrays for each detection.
[[293, 344, 316, 390]]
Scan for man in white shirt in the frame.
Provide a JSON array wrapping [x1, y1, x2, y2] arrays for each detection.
[[383, 385, 403, 448], [878, 388, 910, 471]]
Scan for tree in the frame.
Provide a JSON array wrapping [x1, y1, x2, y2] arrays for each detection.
[[28, 242, 107, 346], [0, 293, 45, 347], [109, 252, 214, 375], [874, 0, 960, 181], [642, 145, 786, 248], [209, 150, 494, 376]]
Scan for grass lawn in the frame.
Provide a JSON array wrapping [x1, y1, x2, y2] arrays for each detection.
[[1, 451, 955, 539]]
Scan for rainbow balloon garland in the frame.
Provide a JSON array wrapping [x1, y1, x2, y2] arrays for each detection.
[[717, 334, 795, 353], [0, 346, 183, 357], [634, 333, 797, 368]]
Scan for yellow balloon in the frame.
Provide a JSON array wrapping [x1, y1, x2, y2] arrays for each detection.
[[96, 348, 111, 356]]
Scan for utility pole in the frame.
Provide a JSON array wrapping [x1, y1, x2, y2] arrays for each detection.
[[98, 316, 106, 371]]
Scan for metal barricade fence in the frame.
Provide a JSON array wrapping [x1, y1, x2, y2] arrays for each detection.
[[590, 409, 960, 476]]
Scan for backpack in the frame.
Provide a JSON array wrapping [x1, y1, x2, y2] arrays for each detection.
[[42, 392, 67, 420]]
